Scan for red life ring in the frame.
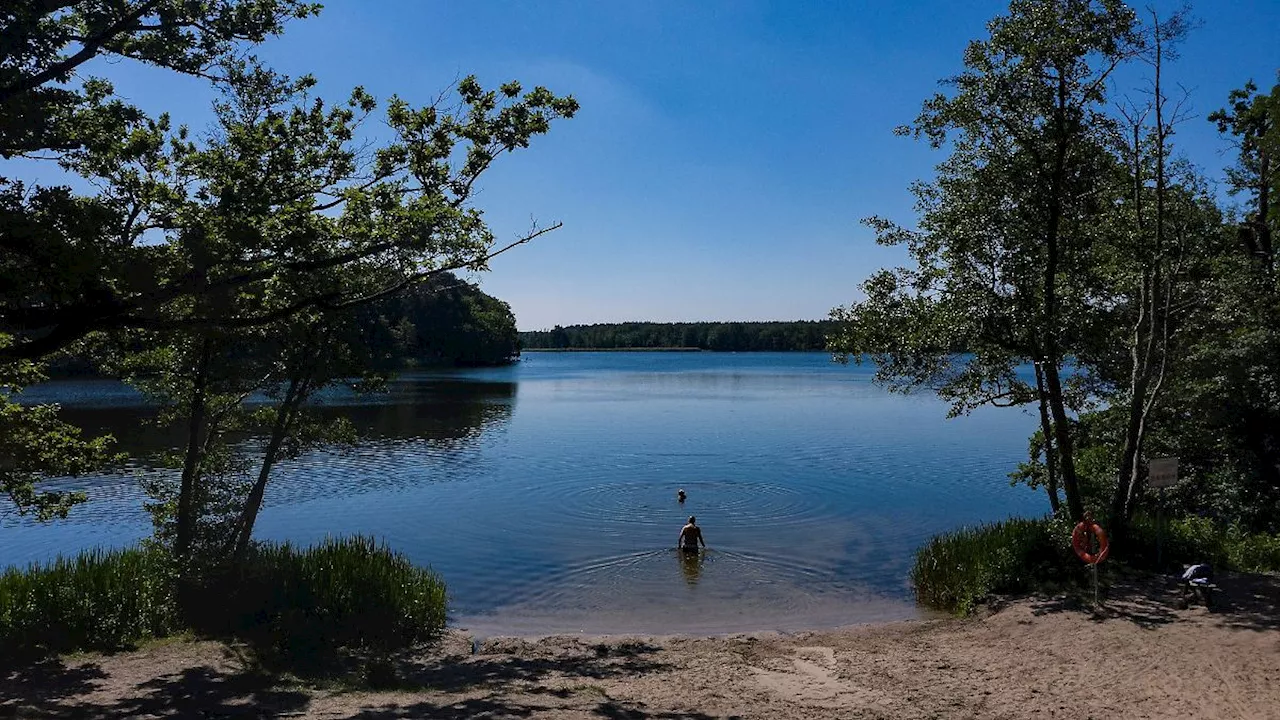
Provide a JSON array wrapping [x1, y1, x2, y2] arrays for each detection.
[[1072, 521, 1110, 565]]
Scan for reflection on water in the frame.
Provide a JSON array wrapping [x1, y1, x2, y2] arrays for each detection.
[[679, 549, 705, 586], [4, 353, 1043, 635], [44, 378, 517, 456]]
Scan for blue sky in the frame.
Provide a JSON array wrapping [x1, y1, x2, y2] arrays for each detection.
[[25, 1, 1280, 330]]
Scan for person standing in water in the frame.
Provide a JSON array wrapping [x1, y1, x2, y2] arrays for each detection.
[[678, 515, 705, 553]]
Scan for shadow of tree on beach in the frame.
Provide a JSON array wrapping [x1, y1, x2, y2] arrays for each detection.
[[0, 660, 309, 719], [391, 640, 674, 693], [1024, 569, 1280, 632], [593, 700, 734, 720], [0, 658, 108, 716], [340, 696, 732, 720], [336, 640, 745, 720], [1207, 573, 1280, 632]]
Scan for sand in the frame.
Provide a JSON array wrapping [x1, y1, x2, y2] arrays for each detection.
[[3, 571, 1277, 719]]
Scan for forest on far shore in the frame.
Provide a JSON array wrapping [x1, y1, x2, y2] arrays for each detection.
[[518, 321, 838, 351]]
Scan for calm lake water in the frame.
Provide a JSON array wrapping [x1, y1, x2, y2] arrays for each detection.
[[3, 352, 1045, 635]]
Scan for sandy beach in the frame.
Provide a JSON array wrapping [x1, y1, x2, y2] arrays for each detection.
[[3, 571, 1277, 720]]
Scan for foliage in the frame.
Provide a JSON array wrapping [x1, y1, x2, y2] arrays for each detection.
[[1, 0, 320, 358], [912, 514, 1280, 616], [361, 272, 520, 367], [827, 3, 1278, 541], [0, 546, 179, 655], [195, 536, 447, 671], [0, 537, 447, 670], [1124, 514, 1280, 574], [910, 517, 1080, 615], [3, 1, 577, 360], [519, 320, 837, 351], [2, 0, 575, 563], [0, 336, 121, 520], [830, 0, 1151, 522]]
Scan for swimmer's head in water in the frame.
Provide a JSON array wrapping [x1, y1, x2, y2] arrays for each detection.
[[688, 515, 696, 524]]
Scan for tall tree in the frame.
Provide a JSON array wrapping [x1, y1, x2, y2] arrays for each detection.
[[1, 2, 576, 360], [829, 0, 1143, 521], [1093, 10, 1222, 535]]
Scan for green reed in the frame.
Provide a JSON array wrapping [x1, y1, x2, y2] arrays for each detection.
[[910, 517, 1078, 616], [1, 536, 446, 664], [206, 536, 448, 668], [912, 514, 1280, 616], [0, 545, 180, 654]]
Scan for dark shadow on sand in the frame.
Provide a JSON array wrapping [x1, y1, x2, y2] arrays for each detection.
[[0, 657, 308, 720], [1025, 568, 1280, 631]]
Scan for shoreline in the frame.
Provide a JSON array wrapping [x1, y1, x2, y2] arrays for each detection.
[[521, 347, 706, 352], [6, 571, 1277, 719]]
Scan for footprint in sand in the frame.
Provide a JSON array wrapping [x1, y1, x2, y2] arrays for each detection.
[[751, 646, 888, 708]]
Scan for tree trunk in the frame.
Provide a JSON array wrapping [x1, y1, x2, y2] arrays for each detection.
[[174, 337, 212, 563], [1033, 362, 1061, 514], [229, 375, 306, 563], [1257, 149, 1273, 272], [1041, 66, 1084, 522]]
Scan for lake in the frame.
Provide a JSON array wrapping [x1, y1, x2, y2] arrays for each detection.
[[3, 352, 1046, 635]]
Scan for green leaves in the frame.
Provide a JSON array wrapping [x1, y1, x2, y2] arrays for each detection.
[[0, 336, 121, 521]]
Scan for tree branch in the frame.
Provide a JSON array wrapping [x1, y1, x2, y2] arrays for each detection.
[[0, 0, 163, 104]]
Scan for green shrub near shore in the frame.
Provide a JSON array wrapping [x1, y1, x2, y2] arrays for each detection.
[[0, 536, 446, 665], [199, 536, 448, 669], [912, 515, 1280, 616], [1125, 515, 1280, 574], [910, 517, 1080, 615], [0, 546, 180, 654]]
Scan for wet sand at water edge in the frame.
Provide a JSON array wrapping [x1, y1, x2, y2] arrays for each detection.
[[3, 571, 1277, 719]]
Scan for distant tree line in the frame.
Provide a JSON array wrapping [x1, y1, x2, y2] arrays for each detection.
[[519, 321, 838, 351]]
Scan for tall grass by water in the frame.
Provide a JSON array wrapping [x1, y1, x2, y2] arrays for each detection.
[[910, 517, 1078, 615], [0, 536, 446, 667], [0, 546, 179, 654], [202, 536, 448, 669], [911, 515, 1280, 616]]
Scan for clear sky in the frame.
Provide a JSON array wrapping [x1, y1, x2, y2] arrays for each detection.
[[33, 1, 1280, 330]]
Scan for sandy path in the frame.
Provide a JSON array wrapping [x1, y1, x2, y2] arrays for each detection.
[[3, 572, 1277, 719]]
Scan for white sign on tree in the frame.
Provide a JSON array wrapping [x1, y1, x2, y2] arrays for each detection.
[[1148, 457, 1179, 488]]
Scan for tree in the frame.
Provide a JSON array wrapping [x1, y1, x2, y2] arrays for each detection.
[[1091, 10, 1220, 535], [1, 2, 576, 361], [1209, 76, 1279, 272], [2, 3, 576, 557], [829, 0, 1143, 521], [1, 0, 321, 358]]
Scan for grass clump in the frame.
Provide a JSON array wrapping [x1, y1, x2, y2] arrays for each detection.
[[0, 546, 180, 655], [1, 536, 446, 672], [912, 513, 1280, 617], [910, 516, 1078, 615], [204, 536, 447, 671]]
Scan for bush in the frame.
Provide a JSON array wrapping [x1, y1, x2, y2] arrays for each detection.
[[1125, 514, 1280, 574], [0, 536, 447, 670], [0, 546, 180, 655], [913, 513, 1280, 617], [910, 516, 1080, 615], [189, 536, 447, 671]]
